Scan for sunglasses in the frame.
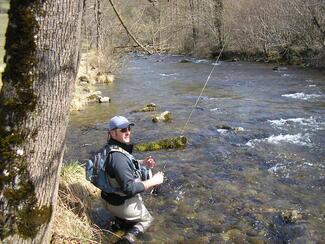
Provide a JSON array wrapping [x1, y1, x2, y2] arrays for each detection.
[[118, 126, 131, 133]]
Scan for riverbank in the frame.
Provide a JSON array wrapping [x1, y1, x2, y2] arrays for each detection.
[[52, 162, 120, 243], [70, 51, 116, 111], [209, 47, 325, 70]]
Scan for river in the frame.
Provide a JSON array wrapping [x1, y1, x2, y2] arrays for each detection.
[[66, 54, 324, 243]]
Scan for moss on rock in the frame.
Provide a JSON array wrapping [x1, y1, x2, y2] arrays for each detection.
[[135, 136, 187, 152]]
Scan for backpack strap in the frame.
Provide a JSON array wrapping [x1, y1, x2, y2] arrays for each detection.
[[106, 144, 142, 179]]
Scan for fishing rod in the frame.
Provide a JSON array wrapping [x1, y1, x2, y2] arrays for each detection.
[[161, 161, 167, 172], [180, 44, 225, 135], [138, 45, 226, 153]]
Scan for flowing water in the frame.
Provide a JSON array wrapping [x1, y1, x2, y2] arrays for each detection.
[[66, 54, 325, 243]]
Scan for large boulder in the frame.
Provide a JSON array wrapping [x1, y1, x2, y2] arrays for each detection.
[[152, 111, 172, 123]]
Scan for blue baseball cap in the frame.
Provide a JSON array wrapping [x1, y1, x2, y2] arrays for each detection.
[[107, 116, 134, 131]]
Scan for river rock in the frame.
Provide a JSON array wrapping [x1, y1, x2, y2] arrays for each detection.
[[152, 111, 172, 123], [96, 72, 114, 84], [272, 66, 288, 71], [132, 103, 157, 113], [221, 228, 245, 242], [216, 124, 244, 132], [78, 75, 90, 83], [281, 210, 303, 224], [87, 91, 102, 102], [98, 96, 111, 103], [234, 127, 244, 132], [180, 59, 191, 63], [216, 124, 232, 130]]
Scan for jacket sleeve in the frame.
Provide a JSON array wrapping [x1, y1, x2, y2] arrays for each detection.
[[109, 152, 145, 196]]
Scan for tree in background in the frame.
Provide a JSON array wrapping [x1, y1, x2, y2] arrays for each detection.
[[213, 0, 224, 49], [0, 0, 83, 242]]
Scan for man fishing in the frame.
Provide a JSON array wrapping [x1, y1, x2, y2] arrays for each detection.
[[102, 115, 164, 243]]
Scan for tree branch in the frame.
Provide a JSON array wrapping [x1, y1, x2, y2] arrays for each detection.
[[108, 0, 153, 54]]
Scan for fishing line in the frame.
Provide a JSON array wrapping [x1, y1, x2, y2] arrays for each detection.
[[180, 44, 225, 135]]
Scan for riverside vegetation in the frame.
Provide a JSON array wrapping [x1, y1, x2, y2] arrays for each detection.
[[52, 162, 119, 243], [1, 1, 324, 98]]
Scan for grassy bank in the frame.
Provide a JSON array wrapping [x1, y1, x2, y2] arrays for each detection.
[[52, 162, 120, 243]]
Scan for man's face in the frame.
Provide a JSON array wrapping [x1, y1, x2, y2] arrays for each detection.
[[110, 126, 131, 144]]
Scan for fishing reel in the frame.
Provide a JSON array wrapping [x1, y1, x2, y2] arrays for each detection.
[[140, 166, 152, 181]]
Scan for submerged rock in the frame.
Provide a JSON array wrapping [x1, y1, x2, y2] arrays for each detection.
[[152, 111, 172, 123], [135, 136, 187, 152], [272, 66, 288, 71], [281, 210, 303, 224], [221, 228, 245, 242], [180, 59, 191, 63], [216, 124, 244, 132], [216, 124, 232, 130], [132, 103, 157, 113]]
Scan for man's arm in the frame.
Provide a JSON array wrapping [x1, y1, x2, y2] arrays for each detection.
[[110, 152, 145, 196], [141, 171, 164, 190]]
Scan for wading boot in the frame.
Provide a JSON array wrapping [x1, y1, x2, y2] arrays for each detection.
[[117, 227, 141, 244], [108, 217, 134, 232]]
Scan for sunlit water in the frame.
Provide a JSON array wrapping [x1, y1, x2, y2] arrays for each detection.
[[66, 54, 325, 243]]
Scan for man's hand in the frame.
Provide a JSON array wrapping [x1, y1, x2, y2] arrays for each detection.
[[142, 156, 156, 168], [151, 171, 164, 185], [142, 171, 164, 190]]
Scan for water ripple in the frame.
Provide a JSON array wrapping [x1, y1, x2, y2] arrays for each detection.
[[282, 92, 323, 100], [246, 133, 312, 147]]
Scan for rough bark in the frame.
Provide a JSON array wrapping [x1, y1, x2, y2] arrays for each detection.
[[0, 0, 83, 243]]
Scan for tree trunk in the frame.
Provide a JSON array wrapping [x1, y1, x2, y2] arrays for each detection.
[[0, 0, 83, 243], [214, 0, 224, 48], [189, 0, 197, 46], [96, 0, 102, 51]]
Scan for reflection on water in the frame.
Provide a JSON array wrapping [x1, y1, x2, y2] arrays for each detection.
[[66, 54, 325, 242]]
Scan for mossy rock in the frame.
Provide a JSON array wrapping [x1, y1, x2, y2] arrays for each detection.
[[132, 103, 157, 113], [135, 136, 187, 152]]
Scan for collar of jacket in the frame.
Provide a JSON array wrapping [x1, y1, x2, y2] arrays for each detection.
[[107, 138, 133, 154]]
